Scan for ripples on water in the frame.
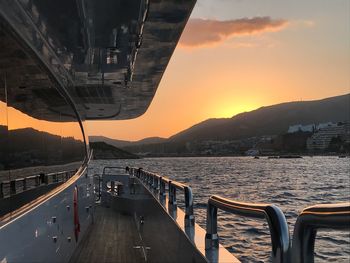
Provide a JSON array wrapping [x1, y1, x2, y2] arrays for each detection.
[[90, 156, 350, 262]]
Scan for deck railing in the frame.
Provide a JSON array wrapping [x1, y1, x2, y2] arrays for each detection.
[[205, 195, 290, 263], [126, 167, 350, 263], [0, 170, 77, 199], [292, 203, 350, 263], [128, 167, 195, 228]]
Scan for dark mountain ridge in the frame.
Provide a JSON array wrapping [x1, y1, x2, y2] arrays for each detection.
[[89, 135, 166, 148], [87, 94, 349, 155], [90, 142, 139, 159], [169, 93, 350, 143]]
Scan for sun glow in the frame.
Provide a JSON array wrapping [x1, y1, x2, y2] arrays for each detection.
[[215, 104, 259, 118]]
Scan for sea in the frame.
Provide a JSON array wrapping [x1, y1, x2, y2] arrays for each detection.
[[90, 156, 350, 262]]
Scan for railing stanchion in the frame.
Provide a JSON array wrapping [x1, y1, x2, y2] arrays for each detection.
[[129, 167, 195, 234], [168, 181, 177, 206], [184, 186, 195, 227], [292, 203, 350, 263], [205, 195, 290, 263], [205, 201, 218, 249], [159, 177, 166, 196]]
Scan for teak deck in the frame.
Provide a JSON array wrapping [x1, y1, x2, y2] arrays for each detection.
[[70, 206, 144, 263]]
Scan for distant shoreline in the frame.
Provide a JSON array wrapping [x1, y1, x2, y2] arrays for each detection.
[[121, 153, 349, 159]]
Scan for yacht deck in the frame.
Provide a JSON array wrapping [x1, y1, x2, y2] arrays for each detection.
[[69, 206, 144, 263]]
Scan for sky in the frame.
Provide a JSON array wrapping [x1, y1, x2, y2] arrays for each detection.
[[86, 0, 349, 141]]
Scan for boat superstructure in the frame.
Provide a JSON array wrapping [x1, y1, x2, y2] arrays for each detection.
[[0, 1, 349, 262]]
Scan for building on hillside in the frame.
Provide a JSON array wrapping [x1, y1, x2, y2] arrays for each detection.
[[316, 122, 338, 130], [306, 122, 350, 151], [288, 124, 315, 133], [288, 122, 339, 134]]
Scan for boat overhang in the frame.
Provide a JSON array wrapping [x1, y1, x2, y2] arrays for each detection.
[[0, 0, 196, 121]]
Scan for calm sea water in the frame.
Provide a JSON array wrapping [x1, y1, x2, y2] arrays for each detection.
[[90, 156, 350, 262]]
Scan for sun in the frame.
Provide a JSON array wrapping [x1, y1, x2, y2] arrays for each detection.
[[214, 103, 258, 118]]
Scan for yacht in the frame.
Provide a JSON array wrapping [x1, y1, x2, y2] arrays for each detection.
[[0, 1, 349, 262]]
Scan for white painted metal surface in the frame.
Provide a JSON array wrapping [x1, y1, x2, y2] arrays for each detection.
[[0, 168, 94, 263]]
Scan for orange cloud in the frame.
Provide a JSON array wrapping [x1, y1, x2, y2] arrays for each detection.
[[179, 17, 288, 48]]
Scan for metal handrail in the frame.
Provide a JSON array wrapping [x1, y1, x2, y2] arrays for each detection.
[[205, 195, 290, 263], [127, 168, 349, 263], [168, 180, 195, 227], [291, 202, 350, 263], [128, 167, 195, 228]]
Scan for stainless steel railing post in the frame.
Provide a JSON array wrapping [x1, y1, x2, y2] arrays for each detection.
[[150, 173, 154, 188], [151, 174, 156, 189], [156, 175, 160, 191], [128, 167, 195, 236], [205, 195, 290, 263], [184, 186, 195, 228], [147, 172, 151, 186], [292, 203, 350, 263], [205, 201, 219, 249], [168, 181, 177, 206], [139, 168, 143, 180], [159, 177, 166, 196]]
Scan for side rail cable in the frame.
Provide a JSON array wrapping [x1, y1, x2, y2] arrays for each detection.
[[205, 195, 290, 263], [128, 167, 194, 228], [292, 202, 350, 263]]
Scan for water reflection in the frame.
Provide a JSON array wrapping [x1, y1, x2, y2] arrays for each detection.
[[0, 101, 8, 178], [0, 95, 85, 217], [5, 106, 84, 174]]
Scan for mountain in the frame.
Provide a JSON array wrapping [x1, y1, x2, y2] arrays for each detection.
[[89, 136, 131, 148], [169, 93, 350, 142], [89, 135, 166, 148], [135, 137, 167, 145], [90, 142, 139, 159], [122, 93, 350, 155]]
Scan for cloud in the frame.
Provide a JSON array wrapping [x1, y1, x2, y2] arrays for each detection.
[[179, 17, 288, 48], [291, 20, 315, 28]]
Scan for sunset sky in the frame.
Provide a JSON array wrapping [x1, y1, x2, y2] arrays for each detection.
[[86, 0, 349, 141]]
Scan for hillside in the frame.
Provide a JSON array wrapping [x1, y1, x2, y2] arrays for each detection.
[[89, 135, 166, 148], [169, 93, 350, 142], [90, 142, 139, 159], [122, 93, 350, 155]]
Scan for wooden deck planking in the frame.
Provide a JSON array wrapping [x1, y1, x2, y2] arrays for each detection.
[[69, 206, 144, 263]]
